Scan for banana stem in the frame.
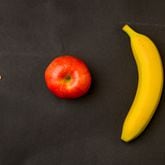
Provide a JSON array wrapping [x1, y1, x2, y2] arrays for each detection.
[[122, 24, 137, 37]]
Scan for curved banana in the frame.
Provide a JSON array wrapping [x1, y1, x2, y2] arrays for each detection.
[[121, 25, 164, 142]]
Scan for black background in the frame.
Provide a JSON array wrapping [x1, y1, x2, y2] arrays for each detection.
[[0, 0, 165, 164]]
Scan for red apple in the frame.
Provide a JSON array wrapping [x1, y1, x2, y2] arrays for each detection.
[[45, 55, 92, 99]]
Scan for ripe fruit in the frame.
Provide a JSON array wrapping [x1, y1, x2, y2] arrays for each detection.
[[121, 25, 164, 142], [45, 55, 92, 99]]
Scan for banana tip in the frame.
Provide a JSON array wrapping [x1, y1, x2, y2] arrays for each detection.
[[122, 24, 136, 37], [122, 24, 129, 31], [121, 132, 132, 142], [121, 136, 131, 143]]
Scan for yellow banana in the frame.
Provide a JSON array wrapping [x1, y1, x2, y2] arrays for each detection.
[[121, 25, 164, 142]]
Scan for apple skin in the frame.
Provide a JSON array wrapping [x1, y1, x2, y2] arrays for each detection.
[[45, 55, 92, 99]]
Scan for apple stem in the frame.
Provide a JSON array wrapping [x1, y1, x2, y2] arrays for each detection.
[[65, 75, 71, 81]]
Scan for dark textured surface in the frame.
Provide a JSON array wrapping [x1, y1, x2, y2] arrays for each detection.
[[0, 0, 165, 164]]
